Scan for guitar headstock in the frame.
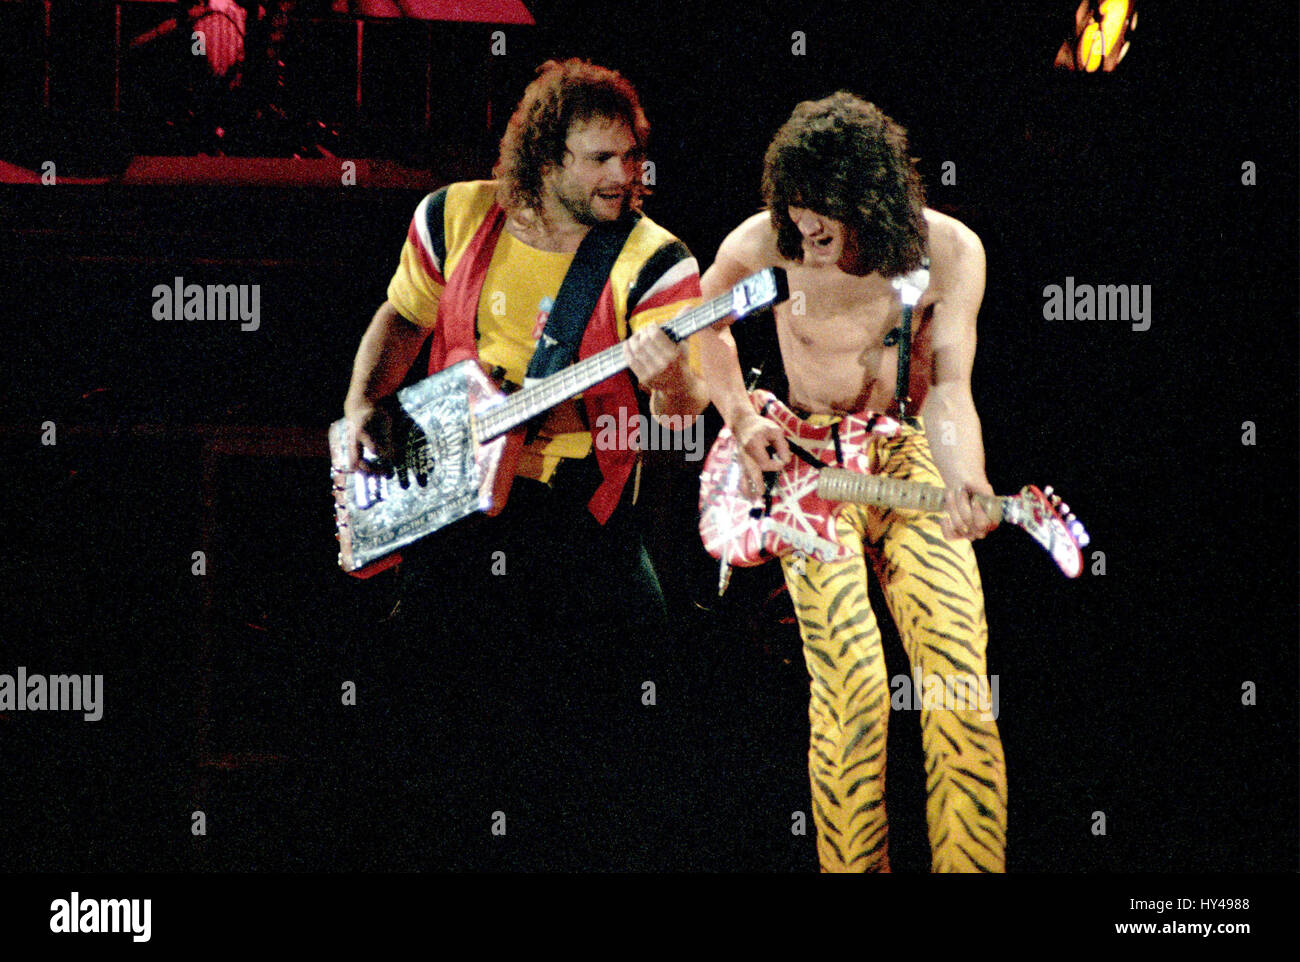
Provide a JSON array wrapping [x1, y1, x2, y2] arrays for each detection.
[[1003, 484, 1090, 578], [730, 268, 789, 321]]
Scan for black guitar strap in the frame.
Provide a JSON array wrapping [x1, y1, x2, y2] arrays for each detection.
[[523, 212, 641, 383], [882, 306, 913, 417], [882, 257, 930, 425]]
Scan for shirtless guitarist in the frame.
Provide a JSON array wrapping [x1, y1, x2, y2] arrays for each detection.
[[695, 92, 1008, 873]]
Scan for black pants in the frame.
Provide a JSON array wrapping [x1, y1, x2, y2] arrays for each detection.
[[375, 456, 677, 869]]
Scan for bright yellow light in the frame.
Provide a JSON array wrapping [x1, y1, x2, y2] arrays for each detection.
[[1077, 0, 1132, 72]]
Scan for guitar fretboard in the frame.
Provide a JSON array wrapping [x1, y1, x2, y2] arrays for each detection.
[[474, 288, 738, 441], [816, 468, 1006, 520]]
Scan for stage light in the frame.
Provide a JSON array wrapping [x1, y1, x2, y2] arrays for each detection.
[[1054, 1, 1137, 72]]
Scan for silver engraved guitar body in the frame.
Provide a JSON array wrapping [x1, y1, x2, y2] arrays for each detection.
[[328, 361, 508, 575]]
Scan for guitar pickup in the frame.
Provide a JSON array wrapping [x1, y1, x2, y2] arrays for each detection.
[[353, 471, 385, 509]]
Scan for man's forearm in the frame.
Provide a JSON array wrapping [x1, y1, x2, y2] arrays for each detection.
[[921, 387, 989, 489], [697, 325, 755, 428], [344, 301, 431, 416], [649, 365, 709, 421]]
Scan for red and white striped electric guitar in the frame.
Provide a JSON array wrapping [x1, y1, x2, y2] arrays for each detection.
[[698, 390, 1089, 588]]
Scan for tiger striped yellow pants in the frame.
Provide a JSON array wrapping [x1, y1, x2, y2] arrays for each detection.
[[779, 421, 1008, 872]]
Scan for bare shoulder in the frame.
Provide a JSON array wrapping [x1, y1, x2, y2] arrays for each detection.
[[923, 208, 985, 283], [723, 211, 781, 267], [702, 210, 781, 298], [925, 208, 983, 266]]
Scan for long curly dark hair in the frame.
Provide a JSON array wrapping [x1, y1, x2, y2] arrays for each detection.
[[762, 92, 928, 276], [493, 59, 650, 217]]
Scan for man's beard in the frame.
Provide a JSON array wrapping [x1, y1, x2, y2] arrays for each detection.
[[555, 182, 626, 226]]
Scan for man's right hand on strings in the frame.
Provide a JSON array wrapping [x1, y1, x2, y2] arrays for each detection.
[[732, 409, 791, 496]]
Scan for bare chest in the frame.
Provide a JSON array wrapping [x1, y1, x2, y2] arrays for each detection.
[[773, 267, 933, 413]]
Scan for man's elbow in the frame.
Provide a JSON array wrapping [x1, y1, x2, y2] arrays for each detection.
[[924, 381, 977, 416], [377, 301, 426, 336]]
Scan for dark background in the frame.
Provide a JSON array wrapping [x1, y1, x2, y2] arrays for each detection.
[[0, 0, 1295, 873]]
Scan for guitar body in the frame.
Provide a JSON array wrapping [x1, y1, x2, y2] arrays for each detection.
[[699, 390, 1089, 578], [698, 391, 901, 566], [329, 360, 516, 575]]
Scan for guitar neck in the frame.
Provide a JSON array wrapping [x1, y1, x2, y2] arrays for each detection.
[[816, 468, 1006, 520], [474, 289, 738, 442]]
